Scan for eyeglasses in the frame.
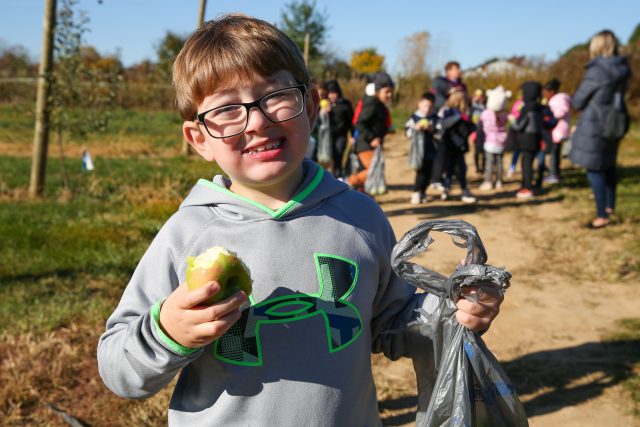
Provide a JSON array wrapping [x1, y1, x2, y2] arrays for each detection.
[[196, 84, 307, 139]]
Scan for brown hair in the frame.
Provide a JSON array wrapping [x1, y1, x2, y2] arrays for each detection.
[[445, 61, 460, 71], [173, 13, 310, 120], [589, 30, 619, 59]]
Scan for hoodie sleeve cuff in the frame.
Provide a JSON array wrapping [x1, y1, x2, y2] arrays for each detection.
[[150, 301, 201, 356]]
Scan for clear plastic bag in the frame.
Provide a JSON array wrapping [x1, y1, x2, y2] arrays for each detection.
[[316, 110, 332, 166], [364, 146, 387, 195], [391, 219, 529, 427], [409, 130, 425, 171]]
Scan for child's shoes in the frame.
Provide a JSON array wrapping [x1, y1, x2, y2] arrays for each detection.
[[479, 181, 492, 191]]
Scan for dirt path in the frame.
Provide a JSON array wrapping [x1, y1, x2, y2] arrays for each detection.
[[372, 134, 640, 427]]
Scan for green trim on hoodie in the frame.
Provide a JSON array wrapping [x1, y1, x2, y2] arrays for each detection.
[[150, 301, 200, 356], [196, 166, 324, 219]]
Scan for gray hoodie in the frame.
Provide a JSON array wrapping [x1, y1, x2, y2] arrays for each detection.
[[97, 160, 430, 426]]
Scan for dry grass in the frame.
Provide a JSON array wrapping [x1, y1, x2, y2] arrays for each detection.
[[0, 323, 172, 425]]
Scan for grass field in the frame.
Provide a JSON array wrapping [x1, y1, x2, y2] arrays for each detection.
[[0, 105, 638, 424]]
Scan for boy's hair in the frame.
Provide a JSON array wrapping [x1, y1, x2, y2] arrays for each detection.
[[589, 29, 619, 59], [445, 61, 460, 71], [420, 92, 435, 103], [173, 13, 310, 120]]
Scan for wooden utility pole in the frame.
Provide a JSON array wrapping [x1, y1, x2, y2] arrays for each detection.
[[197, 0, 207, 28], [182, 0, 207, 156], [303, 32, 310, 65], [29, 0, 57, 197]]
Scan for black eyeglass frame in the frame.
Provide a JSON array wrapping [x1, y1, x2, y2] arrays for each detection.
[[196, 84, 307, 139]]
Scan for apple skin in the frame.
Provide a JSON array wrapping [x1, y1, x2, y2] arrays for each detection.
[[186, 250, 252, 305]]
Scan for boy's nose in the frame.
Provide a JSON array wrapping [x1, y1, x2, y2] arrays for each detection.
[[244, 107, 271, 133]]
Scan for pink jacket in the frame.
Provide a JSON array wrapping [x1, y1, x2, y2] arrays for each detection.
[[548, 92, 571, 143], [480, 109, 508, 154]]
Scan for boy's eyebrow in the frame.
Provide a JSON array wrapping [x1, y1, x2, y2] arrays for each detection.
[[214, 76, 298, 97]]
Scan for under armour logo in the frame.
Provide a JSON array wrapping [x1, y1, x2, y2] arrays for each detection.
[[213, 253, 362, 366]]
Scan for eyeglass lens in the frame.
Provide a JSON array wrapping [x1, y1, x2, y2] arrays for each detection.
[[202, 87, 304, 138]]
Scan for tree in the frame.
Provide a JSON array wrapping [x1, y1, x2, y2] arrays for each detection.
[[48, 0, 119, 192], [155, 31, 186, 82], [398, 31, 430, 77], [0, 43, 35, 78], [351, 48, 385, 75], [279, 0, 329, 64], [29, 0, 57, 198], [628, 23, 640, 49]]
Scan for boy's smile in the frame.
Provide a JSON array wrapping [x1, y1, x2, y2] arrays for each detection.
[[183, 70, 319, 207]]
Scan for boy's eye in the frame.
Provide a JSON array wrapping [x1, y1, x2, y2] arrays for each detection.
[[210, 105, 243, 120]]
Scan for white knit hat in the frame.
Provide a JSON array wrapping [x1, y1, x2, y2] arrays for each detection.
[[486, 85, 512, 112]]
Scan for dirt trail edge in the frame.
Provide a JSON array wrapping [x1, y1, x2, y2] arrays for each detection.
[[372, 134, 639, 427]]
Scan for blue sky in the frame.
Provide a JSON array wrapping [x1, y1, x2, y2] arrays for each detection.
[[1, 0, 638, 74]]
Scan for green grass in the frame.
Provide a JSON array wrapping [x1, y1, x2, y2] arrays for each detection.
[[0, 154, 221, 335], [0, 104, 184, 148], [547, 127, 640, 279]]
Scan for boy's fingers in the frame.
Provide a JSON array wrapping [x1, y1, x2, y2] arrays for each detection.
[[196, 309, 243, 339], [196, 291, 247, 323], [456, 310, 491, 332], [179, 281, 220, 308], [456, 297, 500, 318]]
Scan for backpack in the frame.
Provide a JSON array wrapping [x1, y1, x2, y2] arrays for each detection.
[[602, 85, 629, 141]]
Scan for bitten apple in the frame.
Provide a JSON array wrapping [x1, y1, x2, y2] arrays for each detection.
[[186, 246, 253, 305]]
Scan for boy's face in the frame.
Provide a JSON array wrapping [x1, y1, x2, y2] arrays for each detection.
[[376, 86, 393, 105], [327, 91, 338, 103], [418, 99, 432, 116], [446, 65, 461, 81], [183, 70, 319, 196]]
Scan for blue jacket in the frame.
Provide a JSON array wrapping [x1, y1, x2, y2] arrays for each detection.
[[569, 55, 631, 171]]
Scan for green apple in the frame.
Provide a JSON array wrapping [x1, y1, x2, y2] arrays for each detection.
[[186, 246, 252, 305]]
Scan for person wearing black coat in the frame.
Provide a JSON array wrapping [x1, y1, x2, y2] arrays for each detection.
[[348, 73, 394, 190], [324, 80, 354, 178], [510, 81, 552, 198], [569, 30, 632, 228]]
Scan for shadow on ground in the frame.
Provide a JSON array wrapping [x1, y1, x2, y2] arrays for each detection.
[[504, 339, 640, 417], [378, 339, 640, 423]]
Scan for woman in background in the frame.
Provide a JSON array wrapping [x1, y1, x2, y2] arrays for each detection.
[[569, 30, 631, 229]]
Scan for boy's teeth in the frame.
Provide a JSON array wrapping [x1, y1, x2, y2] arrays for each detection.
[[247, 140, 282, 153]]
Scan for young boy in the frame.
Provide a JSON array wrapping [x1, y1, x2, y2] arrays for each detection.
[[430, 61, 468, 191], [405, 92, 438, 204], [347, 72, 394, 191], [97, 14, 502, 426]]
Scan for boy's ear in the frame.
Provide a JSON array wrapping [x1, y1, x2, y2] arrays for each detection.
[[306, 84, 320, 130], [183, 121, 215, 161]]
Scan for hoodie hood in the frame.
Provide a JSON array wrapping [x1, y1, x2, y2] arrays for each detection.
[[589, 55, 632, 85], [180, 159, 349, 221], [521, 81, 542, 103]]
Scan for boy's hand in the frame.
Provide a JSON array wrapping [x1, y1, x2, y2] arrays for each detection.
[[455, 286, 503, 333], [370, 138, 381, 148], [159, 281, 247, 349]]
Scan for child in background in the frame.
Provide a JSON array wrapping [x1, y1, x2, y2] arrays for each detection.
[[470, 88, 487, 175], [437, 91, 477, 204], [405, 92, 438, 204], [324, 80, 354, 178], [96, 14, 503, 425], [542, 78, 571, 184], [430, 61, 468, 191], [510, 81, 550, 199], [506, 97, 524, 177], [479, 86, 511, 190], [348, 72, 394, 191]]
